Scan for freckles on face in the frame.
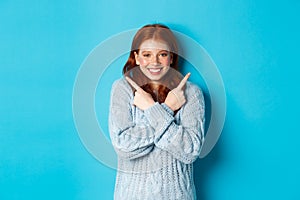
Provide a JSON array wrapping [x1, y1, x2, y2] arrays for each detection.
[[135, 39, 172, 81], [137, 56, 148, 66]]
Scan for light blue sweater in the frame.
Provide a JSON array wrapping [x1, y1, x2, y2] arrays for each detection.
[[109, 78, 205, 200]]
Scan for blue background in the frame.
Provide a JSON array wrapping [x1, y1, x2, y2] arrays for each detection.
[[1, 0, 299, 199]]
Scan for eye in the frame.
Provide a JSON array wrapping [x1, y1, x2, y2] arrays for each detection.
[[143, 53, 151, 57], [159, 51, 169, 57]]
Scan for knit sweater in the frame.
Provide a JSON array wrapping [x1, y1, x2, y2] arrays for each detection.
[[109, 78, 205, 200]]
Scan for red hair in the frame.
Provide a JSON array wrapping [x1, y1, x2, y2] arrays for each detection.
[[123, 24, 182, 107], [123, 24, 179, 74]]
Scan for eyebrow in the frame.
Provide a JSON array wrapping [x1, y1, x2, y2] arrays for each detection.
[[140, 49, 169, 53]]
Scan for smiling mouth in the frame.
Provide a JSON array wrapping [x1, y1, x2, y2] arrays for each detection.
[[148, 68, 162, 74]]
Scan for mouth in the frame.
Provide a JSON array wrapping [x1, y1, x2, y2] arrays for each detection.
[[148, 68, 163, 75]]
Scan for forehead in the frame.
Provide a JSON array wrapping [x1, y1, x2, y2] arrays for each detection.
[[139, 39, 170, 51]]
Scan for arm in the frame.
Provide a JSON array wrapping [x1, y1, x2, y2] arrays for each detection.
[[144, 83, 205, 164], [109, 79, 155, 160]]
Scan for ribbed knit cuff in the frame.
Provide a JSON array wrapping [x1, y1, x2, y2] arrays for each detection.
[[144, 103, 174, 140], [161, 103, 174, 116]]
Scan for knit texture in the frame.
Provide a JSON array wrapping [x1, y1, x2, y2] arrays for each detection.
[[109, 78, 205, 200]]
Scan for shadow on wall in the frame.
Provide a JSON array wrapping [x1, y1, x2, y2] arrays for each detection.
[[194, 140, 223, 200], [193, 91, 224, 200]]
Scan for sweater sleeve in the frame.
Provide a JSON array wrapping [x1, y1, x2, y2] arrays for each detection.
[[109, 79, 155, 160], [144, 83, 205, 164]]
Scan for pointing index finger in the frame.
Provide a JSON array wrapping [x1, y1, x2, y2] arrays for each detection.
[[125, 76, 142, 92], [177, 73, 191, 90]]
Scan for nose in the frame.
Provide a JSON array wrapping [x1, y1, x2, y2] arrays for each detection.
[[150, 54, 160, 65]]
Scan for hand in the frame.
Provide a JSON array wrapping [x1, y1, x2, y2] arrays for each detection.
[[125, 76, 155, 110], [164, 73, 190, 111]]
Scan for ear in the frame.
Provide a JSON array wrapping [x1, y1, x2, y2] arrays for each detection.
[[134, 52, 140, 65], [170, 53, 173, 64]]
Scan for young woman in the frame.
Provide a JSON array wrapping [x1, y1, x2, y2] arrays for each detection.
[[109, 24, 205, 200]]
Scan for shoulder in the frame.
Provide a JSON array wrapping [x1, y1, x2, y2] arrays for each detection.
[[111, 77, 131, 91], [111, 77, 133, 97], [182, 82, 205, 115], [185, 81, 204, 99]]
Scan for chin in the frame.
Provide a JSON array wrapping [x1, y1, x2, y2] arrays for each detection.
[[146, 75, 164, 81]]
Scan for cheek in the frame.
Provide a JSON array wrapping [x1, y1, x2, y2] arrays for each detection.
[[137, 58, 148, 66], [161, 57, 171, 65]]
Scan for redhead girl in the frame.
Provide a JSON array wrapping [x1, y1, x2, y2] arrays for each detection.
[[109, 24, 205, 200]]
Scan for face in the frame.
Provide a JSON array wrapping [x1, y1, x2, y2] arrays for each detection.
[[134, 39, 172, 81]]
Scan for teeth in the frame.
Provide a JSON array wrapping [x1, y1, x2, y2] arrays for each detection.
[[149, 68, 161, 73]]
